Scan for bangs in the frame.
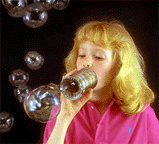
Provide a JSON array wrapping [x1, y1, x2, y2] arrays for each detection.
[[75, 21, 126, 49]]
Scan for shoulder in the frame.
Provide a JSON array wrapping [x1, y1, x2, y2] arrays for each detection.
[[143, 105, 159, 125], [141, 105, 159, 121], [140, 105, 159, 142], [133, 105, 159, 125], [143, 106, 159, 143]]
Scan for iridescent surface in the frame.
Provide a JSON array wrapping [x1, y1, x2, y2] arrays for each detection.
[[23, 3, 48, 28], [14, 85, 31, 103], [0, 111, 14, 133], [9, 69, 29, 87], [2, 0, 27, 18], [24, 51, 44, 70], [52, 0, 70, 10], [23, 84, 61, 123], [34, 0, 52, 10]]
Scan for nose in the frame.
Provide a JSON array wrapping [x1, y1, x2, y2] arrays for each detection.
[[83, 63, 92, 68], [83, 57, 93, 68]]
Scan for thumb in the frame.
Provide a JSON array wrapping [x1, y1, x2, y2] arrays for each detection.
[[62, 73, 67, 79]]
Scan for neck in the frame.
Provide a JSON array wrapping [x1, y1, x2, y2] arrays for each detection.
[[90, 85, 113, 109]]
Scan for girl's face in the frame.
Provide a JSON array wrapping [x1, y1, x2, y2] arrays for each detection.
[[76, 41, 116, 91]]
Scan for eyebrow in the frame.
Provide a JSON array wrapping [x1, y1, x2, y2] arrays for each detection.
[[79, 47, 86, 50]]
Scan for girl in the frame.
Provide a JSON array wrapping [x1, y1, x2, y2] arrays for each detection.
[[43, 20, 159, 144]]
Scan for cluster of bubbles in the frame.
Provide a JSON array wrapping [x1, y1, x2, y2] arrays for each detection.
[[1, 1, 70, 133], [2, 0, 71, 28], [8, 51, 44, 105], [1, 51, 58, 133], [1, 51, 98, 132]]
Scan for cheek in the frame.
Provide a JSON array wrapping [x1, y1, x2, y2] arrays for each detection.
[[95, 62, 109, 74], [97, 69, 107, 81], [76, 59, 83, 70], [95, 64, 113, 83]]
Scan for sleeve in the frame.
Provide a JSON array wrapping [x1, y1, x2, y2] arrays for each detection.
[[43, 103, 60, 144], [147, 106, 159, 143], [43, 117, 57, 144]]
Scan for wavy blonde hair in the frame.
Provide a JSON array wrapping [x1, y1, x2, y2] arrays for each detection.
[[64, 20, 155, 115]]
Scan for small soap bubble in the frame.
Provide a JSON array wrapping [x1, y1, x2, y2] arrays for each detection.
[[33, 0, 52, 10], [2, 0, 27, 18], [52, 0, 70, 10], [24, 51, 44, 70], [23, 83, 61, 123], [0, 111, 14, 133], [9, 69, 29, 87], [14, 85, 32, 103], [23, 3, 48, 28]]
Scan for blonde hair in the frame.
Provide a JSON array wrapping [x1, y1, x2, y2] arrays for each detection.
[[64, 20, 155, 115]]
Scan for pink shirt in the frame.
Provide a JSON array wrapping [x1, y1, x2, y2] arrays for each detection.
[[43, 100, 159, 144]]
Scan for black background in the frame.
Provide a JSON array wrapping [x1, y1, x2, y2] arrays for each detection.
[[1, 1, 158, 143]]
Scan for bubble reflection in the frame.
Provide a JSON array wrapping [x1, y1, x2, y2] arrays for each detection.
[[33, 0, 52, 10], [0, 111, 14, 133], [23, 84, 61, 123], [2, 0, 27, 18], [52, 0, 70, 10], [14, 85, 31, 103], [23, 3, 48, 28], [9, 69, 29, 87], [24, 51, 44, 70]]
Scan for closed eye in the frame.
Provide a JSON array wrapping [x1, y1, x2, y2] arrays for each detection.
[[95, 56, 104, 60], [78, 55, 85, 58]]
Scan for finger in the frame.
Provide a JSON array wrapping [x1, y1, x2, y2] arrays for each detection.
[[85, 89, 93, 99], [64, 69, 78, 78], [79, 89, 93, 104]]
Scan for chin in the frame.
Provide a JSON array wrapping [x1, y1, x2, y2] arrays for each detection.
[[93, 83, 109, 91], [93, 85, 102, 91]]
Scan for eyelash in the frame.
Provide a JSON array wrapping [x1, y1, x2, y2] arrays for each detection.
[[78, 55, 104, 60], [78, 55, 85, 58]]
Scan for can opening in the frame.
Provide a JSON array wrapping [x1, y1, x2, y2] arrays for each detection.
[[62, 78, 79, 94]]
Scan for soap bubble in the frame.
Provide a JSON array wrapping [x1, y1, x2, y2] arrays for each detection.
[[23, 3, 48, 28], [23, 83, 61, 123], [14, 85, 32, 103], [2, 0, 27, 18], [9, 69, 29, 87], [52, 0, 70, 10], [33, 0, 52, 10], [0, 111, 14, 133], [24, 51, 44, 70]]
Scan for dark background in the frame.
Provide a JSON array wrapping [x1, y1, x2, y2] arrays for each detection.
[[1, 1, 158, 143]]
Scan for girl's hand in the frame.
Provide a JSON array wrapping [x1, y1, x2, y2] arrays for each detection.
[[59, 69, 93, 118]]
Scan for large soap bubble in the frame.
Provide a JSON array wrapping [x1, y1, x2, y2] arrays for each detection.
[[23, 3, 48, 28], [23, 83, 61, 123], [14, 85, 31, 103], [33, 0, 52, 10], [0, 111, 14, 133], [9, 69, 29, 87], [24, 51, 44, 70], [52, 0, 70, 10], [2, 0, 27, 18]]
